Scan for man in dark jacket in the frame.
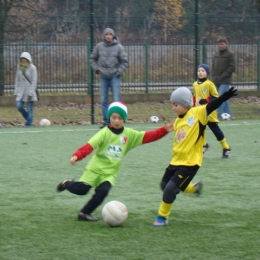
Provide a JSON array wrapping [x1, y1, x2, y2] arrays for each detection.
[[211, 37, 236, 119], [90, 28, 128, 128]]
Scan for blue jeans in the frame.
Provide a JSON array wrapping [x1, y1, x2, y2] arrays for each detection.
[[217, 84, 233, 119], [100, 76, 121, 124], [16, 101, 34, 126]]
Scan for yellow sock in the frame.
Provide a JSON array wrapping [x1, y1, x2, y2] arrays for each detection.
[[220, 138, 229, 149], [158, 201, 173, 218], [183, 181, 196, 193]]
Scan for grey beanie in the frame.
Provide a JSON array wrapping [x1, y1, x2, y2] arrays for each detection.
[[104, 28, 115, 37], [170, 87, 193, 108]]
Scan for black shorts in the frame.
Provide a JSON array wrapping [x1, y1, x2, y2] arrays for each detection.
[[161, 165, 200, 191]]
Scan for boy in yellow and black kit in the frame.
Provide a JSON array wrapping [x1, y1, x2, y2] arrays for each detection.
[[153, 85, 237, 226], [193, 64, 231, 158]]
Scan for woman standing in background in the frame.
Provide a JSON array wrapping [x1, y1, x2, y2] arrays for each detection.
[[14, 52, 38, 126]]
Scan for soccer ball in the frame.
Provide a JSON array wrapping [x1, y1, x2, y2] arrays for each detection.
[[39, 118, 51, 126], [149, 116, 159, 123], [102, 200, 128, 227], [221, 113, 231, 120]]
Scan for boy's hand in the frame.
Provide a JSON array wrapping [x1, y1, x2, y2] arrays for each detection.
[[222, 87, 238, 101], [199, 99, 207, 105], [164, 119, 175, 132], [70, 155, 78, 165]]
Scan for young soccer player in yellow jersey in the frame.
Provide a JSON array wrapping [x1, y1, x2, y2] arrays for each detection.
[[56, 101, 174, 221], [153, 86, 237, 226], [193, 64, 231, 158]]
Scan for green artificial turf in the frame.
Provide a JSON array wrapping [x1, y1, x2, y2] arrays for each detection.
[[0, 121, 260, 260]]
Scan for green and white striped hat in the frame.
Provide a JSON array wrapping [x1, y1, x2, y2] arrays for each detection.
[[107, 101, 128, 122]]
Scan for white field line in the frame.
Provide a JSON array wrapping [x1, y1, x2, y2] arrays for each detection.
[[1, 121, 260, 134]]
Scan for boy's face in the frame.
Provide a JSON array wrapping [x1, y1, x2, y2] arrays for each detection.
[[105, 33, 113, 42], [110, 113, 124, 129], [172, 102, 189, 116], [198, 67, 207, 79]]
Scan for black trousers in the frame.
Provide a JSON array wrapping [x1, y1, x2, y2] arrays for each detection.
[[66, 181, 112, 214], [207, 121, 224, 141], [160, 165, 199, 203]]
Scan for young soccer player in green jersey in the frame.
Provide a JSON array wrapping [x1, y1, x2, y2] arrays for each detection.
[[153, 86, 237, 226], [57, 101, 174, 221], [193, 64, 231, 158]]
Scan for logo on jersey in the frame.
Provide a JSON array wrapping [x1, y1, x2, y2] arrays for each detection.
[[104, 144, 124, 159], [187, 116, 195, 127], [176, 128, 186, 143], [120, 136, 127, 145]]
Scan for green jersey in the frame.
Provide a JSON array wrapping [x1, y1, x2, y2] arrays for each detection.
[[86, 127, 145, 176]]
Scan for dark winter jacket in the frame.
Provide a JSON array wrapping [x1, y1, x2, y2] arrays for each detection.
[[211, 48, 235, 86], [90, 28, 128, 79]]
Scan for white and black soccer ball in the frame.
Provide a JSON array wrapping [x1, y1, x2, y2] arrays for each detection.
[[149, 116, 159, 123], [221, 113, 231, 120], [102, 200, 128, 227], [39, 118, 51, 126]]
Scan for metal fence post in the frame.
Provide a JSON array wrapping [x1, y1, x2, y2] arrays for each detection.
[[194, 0, 199, 80], [144, 38, 149, 93], [257, 39, 260, 91], [25, 38, 30, 52], [202, 37, 207, 64], [87, 38, 91, 95]]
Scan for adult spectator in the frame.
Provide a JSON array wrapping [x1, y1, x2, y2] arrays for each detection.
[[14, 52, 38, 126], [90, 28, 128, 129], [211, 37, 236, 119]]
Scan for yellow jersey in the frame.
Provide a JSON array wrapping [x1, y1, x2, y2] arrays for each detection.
[[170, 106, 208, 167], [192, 79, 219, 122]]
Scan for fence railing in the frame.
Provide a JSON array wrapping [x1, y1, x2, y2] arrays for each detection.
[[3, 38, 260, 93]]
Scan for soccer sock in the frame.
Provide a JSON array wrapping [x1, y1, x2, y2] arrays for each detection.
[[219, 138, 230, 149], [183, 182, 196, 193], [158, 201, 172, 218]]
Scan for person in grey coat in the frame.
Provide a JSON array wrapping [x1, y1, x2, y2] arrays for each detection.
[[90, 28, 128, 129], [14, 52, 38, 126]]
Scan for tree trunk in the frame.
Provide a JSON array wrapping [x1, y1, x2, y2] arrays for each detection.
[[0, 1, 4, 96], [0, 28, 4, 96]]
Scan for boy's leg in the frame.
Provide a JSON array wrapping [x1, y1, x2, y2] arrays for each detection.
[[207, 122, 231, 158], [57, 179, 91, 195], [154, 166, 199, 226], [184, 181, 203, 195], [78, 181, 112, 221]]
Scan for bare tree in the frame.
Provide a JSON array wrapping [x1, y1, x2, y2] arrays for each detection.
[[0, 0, 14, 95]]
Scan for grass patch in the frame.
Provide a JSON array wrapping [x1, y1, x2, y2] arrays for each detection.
[[1, 121, 260, 259]]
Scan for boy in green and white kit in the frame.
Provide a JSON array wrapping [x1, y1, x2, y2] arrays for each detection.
[[57, 101, 174, 221]]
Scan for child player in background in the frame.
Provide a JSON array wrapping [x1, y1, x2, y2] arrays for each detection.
[[57, 101, 174, 221], [153, 86, 237, 226], [193, 64, 232, 158]]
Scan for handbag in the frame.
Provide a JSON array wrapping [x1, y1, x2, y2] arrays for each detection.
[[23, 72, 40, 100]]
